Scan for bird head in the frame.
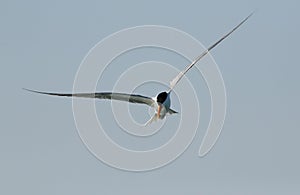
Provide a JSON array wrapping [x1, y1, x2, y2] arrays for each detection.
[[156, 91, 168, 104]]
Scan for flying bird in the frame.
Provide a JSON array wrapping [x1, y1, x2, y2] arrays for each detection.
[[24, 13, 253, 125]]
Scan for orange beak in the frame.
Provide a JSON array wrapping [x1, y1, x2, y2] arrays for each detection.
[[157, 105, 161, 119]]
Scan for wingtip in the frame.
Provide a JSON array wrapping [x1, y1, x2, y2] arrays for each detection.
[[22, 88, 42, 94], [249, 11, 255, 17], [22, 88, 51, 96], [22, 88, 34, 93], [246, 11, 255, 20], [239, 12, 254, 27]]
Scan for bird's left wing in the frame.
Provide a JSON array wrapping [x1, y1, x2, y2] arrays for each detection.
[[23, 88, 155, 106], [169, 13, 253, 91]]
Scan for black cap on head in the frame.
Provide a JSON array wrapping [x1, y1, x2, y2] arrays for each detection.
[[157, 91, 168, 104]]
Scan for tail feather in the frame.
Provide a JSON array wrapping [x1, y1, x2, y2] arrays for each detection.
[[168, 108, 178, 114], [144, 114, 158, 126]]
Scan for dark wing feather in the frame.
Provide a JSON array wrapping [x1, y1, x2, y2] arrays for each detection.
[[23, 88, 155, 106]]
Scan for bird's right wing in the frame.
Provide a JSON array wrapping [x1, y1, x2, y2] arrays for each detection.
[[169, 13, 253, 91], [23, 88, 155, 106], [95, 92, 155, 106]]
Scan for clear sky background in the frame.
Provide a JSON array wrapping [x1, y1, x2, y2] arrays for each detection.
[[1, 0, 300, 194]]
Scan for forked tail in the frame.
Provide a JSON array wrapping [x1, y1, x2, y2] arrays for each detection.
[[144, 113, 159, 126]]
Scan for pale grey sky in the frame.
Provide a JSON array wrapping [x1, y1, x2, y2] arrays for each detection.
[[1, 0, 300, 194]]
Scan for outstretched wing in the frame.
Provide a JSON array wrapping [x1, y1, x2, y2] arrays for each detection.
[[23, 88, 155, 106], [169, 13, 253, 91]]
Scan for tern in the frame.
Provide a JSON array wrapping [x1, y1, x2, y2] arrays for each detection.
[[25, 13, 252, 125]]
